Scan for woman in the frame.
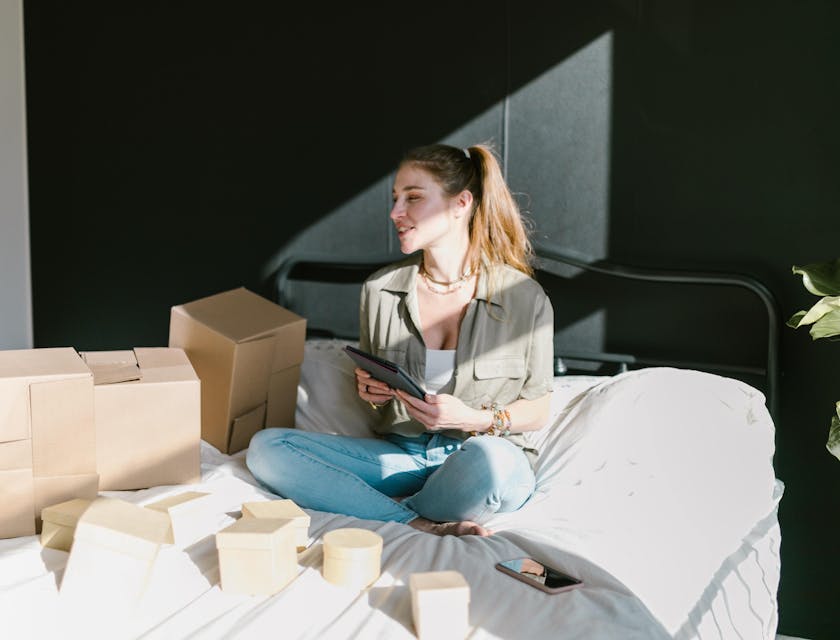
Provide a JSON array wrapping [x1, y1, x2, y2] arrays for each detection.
[[247, 143, 554, 537]]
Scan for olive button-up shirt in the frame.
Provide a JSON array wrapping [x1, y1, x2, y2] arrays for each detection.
[[358, 254, 554, 459]]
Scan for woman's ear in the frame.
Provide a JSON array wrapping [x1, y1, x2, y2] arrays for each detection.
[[454, 190, 474, 218]]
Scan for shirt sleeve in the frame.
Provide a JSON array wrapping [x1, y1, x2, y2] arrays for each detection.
[[518, 288, 555, 400]]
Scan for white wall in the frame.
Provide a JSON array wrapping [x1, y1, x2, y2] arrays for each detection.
[[0, 0, 32, 349]]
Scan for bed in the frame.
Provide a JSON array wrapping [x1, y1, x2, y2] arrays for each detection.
[[0, 247, 783, 640]]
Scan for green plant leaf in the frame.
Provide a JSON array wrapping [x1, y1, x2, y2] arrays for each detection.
[[786, 310, 807, 329], [827, 402, 840, 462], [787, 296, 840, 329], [792, 259, 840, 296], [810, 307, 840, 340]]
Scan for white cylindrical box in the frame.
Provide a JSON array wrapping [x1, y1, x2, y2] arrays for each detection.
[[322, 528, 383, 589]]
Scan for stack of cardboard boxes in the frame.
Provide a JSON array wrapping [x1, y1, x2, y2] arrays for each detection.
[[0, 286, 306, 540], [0, 348, 98, 538]]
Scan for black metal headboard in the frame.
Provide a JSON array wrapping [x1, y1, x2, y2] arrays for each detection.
[[267, 246, 780, 420]]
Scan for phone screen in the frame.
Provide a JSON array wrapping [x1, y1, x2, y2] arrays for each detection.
[[496, 558, 582, 591]]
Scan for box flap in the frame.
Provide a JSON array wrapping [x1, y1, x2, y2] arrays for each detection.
[[270, 320, 307, 371], [30, 377, 96, 477], [81, 350, 142, 385], [173, 287, 305, 344], [229, 337, 275, 418], [0, 347, 90, 379], [41, 498, 93, 528], [216, 517, 295, 549], [228, 403, 266, 454], [133, 348, 199, 384]]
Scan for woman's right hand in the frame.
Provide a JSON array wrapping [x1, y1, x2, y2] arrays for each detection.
[[355, 367, 394, 406]]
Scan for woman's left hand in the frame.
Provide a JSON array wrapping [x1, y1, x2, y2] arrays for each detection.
[[393, 390, 484, 432]]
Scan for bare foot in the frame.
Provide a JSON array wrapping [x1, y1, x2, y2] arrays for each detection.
[[408, 516, 492, 537]]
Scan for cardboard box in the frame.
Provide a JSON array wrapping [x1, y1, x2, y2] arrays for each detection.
[[216, 517, 298, 595], [242, 499, 310, 551], [0, 348, 97, 539], [145, 491, 214, 547], [322, 528, 383, 590], [60, 498, 170, 618], [40, 498, 93, 552], [80, 348, 201, 490], [410, 570, 471, 640], [169, 287, 306, 454]]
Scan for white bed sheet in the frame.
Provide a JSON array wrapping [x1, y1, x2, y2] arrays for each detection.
[[0, 347, 782, 640]]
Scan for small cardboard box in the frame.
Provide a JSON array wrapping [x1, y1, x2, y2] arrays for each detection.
[[0, 347, 97, 539], [60, 497, 170, 618], [216, 517, 298, 595], [242, 499, 310, 550], [40, 498, 93, 552], [145, 491, 214, 547], [169, 287, 306, 454], [322, 528, 383, 590], [80, 348, 201, 490], [410, 570, 471, 640]]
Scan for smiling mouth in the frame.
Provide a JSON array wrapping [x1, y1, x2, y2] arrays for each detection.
[[396, 226, 416, 237]]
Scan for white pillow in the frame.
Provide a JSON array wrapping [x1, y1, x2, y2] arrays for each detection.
[[295, 339, 377, 437]]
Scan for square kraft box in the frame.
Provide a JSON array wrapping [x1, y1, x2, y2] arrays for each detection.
[[216, 517, 298, 595], [169, 287, 306, 454], [410, 570, 471, 640], [81, 348, 201, 490], [60, 498, 170, 619], [145, 491, 214, 547]]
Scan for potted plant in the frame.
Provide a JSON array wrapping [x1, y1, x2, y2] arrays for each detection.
[[787, 258, 840, 459]]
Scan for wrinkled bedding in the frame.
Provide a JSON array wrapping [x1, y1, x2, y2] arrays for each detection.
[[0, 342, 781, 640]]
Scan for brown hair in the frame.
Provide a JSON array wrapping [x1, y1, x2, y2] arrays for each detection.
[[400, 142, 534, 277]]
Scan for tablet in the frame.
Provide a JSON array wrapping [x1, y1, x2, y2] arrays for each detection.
[[344, 345, 426, 400]]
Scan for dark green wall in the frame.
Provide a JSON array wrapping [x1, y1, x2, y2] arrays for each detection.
[[23, 2, 840, 637]]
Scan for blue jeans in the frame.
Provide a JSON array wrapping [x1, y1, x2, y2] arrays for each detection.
[[246, 428, 535, 525]]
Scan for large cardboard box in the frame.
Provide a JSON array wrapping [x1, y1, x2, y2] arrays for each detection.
[[0, 348, 97, 538], [80, 348, 201, 490], [169, 287, 306, 454]]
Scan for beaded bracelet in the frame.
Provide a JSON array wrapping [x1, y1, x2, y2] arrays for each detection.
[[472, 402, 511, 437]]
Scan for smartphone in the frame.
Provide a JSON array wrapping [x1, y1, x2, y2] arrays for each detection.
[[495, 557, 583, 594]]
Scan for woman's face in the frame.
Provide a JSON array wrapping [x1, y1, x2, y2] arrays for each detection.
[[390, 164, 464, 254]]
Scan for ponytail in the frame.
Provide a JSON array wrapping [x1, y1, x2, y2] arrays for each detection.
[[399, 143, 534, 278]]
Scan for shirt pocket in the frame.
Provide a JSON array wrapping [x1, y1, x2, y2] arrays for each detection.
[[471, 355, 526, 407]]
